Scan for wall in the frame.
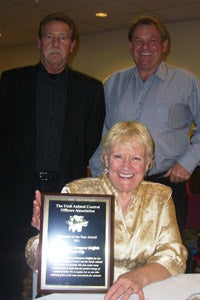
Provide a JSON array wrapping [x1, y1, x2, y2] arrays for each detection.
[[0, 43, 39, 74], [0, 19, 200, 81]]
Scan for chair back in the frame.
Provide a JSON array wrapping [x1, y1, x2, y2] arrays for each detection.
[[185, 180, 200, 231]]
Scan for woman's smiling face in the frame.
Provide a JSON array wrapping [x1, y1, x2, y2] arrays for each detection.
[[105, 142, 149, 194]]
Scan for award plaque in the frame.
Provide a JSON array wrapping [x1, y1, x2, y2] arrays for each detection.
[[38, 193, 114, 293]]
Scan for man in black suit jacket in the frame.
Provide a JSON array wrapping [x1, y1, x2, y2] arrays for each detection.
[[0, 13, 105, 300]]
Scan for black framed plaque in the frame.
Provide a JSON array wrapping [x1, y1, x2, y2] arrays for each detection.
[[38, 193, 114, 293]]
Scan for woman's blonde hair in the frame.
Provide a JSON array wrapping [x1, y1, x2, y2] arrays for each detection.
[[102, 121, 154, 168]]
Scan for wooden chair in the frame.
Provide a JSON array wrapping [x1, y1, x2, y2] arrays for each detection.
[[185, 180, 200, 231]]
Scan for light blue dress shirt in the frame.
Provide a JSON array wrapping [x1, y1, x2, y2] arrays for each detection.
[[90, 62, 200, 177]]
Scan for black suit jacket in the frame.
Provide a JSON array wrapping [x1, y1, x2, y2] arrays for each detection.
[[0, 64, 105, 233]]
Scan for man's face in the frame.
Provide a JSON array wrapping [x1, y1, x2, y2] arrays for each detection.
[[37, 20, 76, 74], [129, 24, 168, 75]]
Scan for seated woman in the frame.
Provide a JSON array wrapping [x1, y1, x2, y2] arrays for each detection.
[[26, 121, 187, 300]]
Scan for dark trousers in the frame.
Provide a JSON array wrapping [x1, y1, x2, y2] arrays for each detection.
[[0, 178, 61, 300], [0, 226, 37, 300], [146, 174, 187, 235]]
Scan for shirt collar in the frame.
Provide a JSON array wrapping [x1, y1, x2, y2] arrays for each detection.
[[133, 61, 166, 82], [38, 62, 68, 82], [39, 61, 68, 76], [154, 61, 167, 81]]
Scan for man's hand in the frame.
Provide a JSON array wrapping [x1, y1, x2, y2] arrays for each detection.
[[164, 163, 191, 183]]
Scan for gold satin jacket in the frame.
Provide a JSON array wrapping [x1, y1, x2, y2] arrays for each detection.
[[26, 174, 187, 280]]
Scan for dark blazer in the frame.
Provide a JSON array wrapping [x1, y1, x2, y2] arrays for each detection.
[[0, 64, 105, 233]]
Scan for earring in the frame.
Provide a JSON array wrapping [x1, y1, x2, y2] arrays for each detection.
[[104, 164, 109, 174]]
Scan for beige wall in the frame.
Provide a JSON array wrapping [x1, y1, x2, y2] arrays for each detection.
[[0, 19, 200, 81]]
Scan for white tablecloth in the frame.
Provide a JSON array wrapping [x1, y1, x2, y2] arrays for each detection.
[[37, 274, 200, 300], [143, 274, 200, 300]]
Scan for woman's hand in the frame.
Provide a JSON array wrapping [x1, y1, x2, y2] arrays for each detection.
[[104, 272, 145, 300], [31, 190, 42, 231], [104, 263, 171, 300]]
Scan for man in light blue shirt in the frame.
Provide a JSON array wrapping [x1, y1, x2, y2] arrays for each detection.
[[90, 15, 200, 233]]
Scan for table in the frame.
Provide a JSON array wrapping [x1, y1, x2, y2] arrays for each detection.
[[37, 274, 200, 300]]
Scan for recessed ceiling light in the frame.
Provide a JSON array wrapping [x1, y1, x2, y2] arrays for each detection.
[[95, 12, 108, 18]]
